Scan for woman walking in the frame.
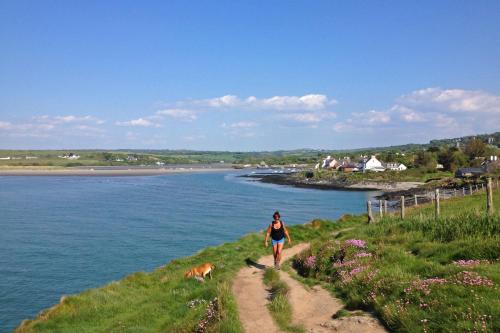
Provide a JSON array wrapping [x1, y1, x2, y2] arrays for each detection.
[[264, 211, 291, 270]]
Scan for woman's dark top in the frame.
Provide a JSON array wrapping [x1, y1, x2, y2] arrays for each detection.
[[270, 221, 285, 240]]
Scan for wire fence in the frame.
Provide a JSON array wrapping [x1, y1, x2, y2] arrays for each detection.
[[367, 177, 498, 222]]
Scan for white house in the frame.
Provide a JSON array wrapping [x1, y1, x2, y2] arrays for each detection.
[[385, 162, 407, 171], [320, 156, 337, 168], [59, 153, 80, 160], [360, 156, 385, 172]]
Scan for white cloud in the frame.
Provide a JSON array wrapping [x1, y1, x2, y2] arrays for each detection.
[[116, 118, 161, 127], [205, 95, 240, 107], [221, 121, 258, 128], [193, 94, 337, 111], [352, 110, 391, 125], [33, 115, 104, 125], [334, 87, 500, 138], [282, 111, 336, 123], [156, 108, 197, 121], [255, 94, 335, 110], [398, 87, 500, 113], [0, 114, 109, 140]]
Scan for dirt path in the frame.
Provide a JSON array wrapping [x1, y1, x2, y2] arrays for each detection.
[[281, 269, 387, 333], [232, 243, 309, 333], [233, 243, 388, 333]]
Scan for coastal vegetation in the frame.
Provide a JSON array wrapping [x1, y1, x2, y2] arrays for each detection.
[[292, 189, 500, 332], [15, 189, 499, 332]]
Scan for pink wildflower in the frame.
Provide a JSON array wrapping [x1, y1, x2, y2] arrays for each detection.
[[454, 271, 494, 287], [345, 239, 366, 248], [453, 259, 486, 267], [333, 260, 357, 268], [355, 252, 372, 258], [404, 277, 447, 295], [304, 255, 316, 269], [349, 266, 366, 277]]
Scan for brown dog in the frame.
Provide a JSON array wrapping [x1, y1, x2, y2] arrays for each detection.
[[184, 263, 215, 280]]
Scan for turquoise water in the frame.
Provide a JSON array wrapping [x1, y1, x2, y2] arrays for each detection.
[[0, 171, 379, 332]]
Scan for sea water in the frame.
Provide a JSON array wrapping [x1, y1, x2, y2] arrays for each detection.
[[0, 171, 379, 331]]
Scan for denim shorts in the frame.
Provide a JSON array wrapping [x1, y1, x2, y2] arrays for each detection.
[[272, 238, 285, 246]]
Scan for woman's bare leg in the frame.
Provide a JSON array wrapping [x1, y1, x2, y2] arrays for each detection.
[[276, 242, 284, 266], [272, 243, 278, 264]]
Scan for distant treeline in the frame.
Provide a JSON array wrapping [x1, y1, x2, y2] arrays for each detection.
[[0, 131, 498, 167]]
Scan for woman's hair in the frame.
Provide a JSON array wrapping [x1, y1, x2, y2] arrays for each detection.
[[273, 211, 280, 219]]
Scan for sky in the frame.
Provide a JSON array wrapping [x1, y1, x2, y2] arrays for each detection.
[[1, 0, 499, 151]]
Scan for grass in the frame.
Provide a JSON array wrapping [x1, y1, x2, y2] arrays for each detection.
[[262, 269, 304, 333], [14, 218, 351, 333], [293, 189, 500, 332]]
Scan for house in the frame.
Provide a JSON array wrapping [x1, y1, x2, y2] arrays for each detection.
[[320, 156, 338, 169], [455, 167, 485, 178], [338, 163, 359, 173], [436, 163, 444, 170], [59, 153, 80, 160], [385, 162, 407, 171], [257, 161, 269, 169], [360, 156, 385, 172], [481, 156, 499, 173], [0, 156, 11, 160], [127, 155, 138, 161]]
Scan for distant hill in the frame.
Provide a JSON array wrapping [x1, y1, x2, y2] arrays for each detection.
[[0, 131, 498, 166]]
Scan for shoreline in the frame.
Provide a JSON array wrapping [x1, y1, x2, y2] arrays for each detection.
[[0, 166, 234, 176], [241, 173, 425, 198]]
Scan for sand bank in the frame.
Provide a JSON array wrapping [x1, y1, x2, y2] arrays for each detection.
[[0, 166, 233, 176]]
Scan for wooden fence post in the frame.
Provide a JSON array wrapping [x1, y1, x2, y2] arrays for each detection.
[[414, 194, 418, 206], [384, 200, 388, 214], [367, 200, 374, 223], [481, 183, 484, 191], [379, 200, 383, 219], [400, 196, 405, 219], [487, 178, 494, 216], [435, 189, 440, 219], [462, 187, 465, 196], [469, 184, 473, 195], [454, 188, 457, 197]]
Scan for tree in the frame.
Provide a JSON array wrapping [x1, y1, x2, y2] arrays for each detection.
[[464, 138, 486, 160], [438, 147, 467, 172], [414, 150, 437, 171]]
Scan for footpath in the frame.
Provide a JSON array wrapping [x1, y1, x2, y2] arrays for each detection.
[[232, 243, 388, 333]]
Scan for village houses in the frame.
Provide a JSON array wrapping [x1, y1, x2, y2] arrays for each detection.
[[316, 154, 407, 173]]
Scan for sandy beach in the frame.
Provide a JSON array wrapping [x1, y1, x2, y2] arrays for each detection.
[[0, 166, 234, 176]]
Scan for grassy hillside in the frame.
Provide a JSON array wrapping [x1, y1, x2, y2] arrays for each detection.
[[14, 190, 500, 332], [293, 189, 500, 332]]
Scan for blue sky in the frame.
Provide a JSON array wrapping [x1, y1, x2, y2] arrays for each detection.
[[1, 1, 499, 150]]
